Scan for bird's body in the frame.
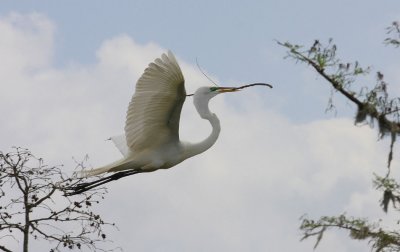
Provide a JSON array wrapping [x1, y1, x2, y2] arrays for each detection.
[[84, 51, 226, 177], [67, 51, 272, 195]]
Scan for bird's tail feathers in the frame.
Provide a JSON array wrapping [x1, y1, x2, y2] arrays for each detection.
[[81, 166, 111, 177], [79, 159, 130, 177]]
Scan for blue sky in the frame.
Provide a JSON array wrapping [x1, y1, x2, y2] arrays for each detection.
[[0, 1, 399, 251], [2, 1, 398, 121]]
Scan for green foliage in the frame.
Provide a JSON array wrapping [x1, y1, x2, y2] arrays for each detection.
[[300, 214, 400, 251], [384, 21, 400, 47], [373, 174, 400, 213], [280, 21, 400, 251], [279, 30, 400, 170]]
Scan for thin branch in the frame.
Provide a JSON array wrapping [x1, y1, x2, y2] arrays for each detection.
[[3, 158, 26, 194], [0, 147, 116, 251], [0, 245, 12, 252], [186, 83, 273, 96], [30, 186, 57, 208], [278, 41, 363, 107]]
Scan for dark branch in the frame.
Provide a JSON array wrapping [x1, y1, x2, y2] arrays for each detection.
[[0, 245, 12, 252], [278, 41, 363, 107], [30, 186, 57, 208], [0, 147, 117, 251], [278, 40, 400, 171], [300, 214, 400, 251]]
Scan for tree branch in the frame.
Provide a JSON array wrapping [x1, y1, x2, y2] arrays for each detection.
[[0, 245, 12, 252], [290, 48, 363, 107], [0, 148, 116, 251], [29, 186, 57, 208], [278, 40, 400, 171]]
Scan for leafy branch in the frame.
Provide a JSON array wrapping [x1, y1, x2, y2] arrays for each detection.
[[278, 39, 400, 172], [280, 21, 400, 251], [385, 21, 400, 47], [300, 214, 400, 251]]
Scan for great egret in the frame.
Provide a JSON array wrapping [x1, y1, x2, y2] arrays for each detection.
[[66, 51, 271, 195]]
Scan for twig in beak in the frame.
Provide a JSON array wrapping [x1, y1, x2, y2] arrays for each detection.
[[186, 83, 273, 97]]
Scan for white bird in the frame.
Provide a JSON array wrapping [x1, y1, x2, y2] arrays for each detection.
[[68, 51, 271, 194], [85, 50, 238, 176]]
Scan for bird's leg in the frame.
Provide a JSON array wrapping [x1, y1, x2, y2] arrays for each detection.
[[64, 169, 143, 196]]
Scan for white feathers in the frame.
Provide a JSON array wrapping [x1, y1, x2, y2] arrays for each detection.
[[83, 51, 227, 178], [124, 51, 186, 152], [85, 51, 188, 176]]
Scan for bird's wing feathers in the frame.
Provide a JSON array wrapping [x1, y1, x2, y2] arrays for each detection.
[[125, 51, 186, 152]]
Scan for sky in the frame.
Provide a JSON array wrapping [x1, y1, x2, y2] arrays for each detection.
[[0, 1, 399, 251]]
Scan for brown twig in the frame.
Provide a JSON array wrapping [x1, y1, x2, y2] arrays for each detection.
[[186, 83, 273, 96]]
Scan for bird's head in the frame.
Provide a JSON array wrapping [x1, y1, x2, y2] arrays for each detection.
[[193, 86, 239, 100], [192, 86, 239, 118]]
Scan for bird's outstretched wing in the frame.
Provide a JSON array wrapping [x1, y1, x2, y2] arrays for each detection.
[[125, 51, 186, 152]]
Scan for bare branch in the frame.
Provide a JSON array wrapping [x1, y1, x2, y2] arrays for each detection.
[[0, 147, 117, 251], [0, 245, 12, 252], [29, 185, 57, 208]]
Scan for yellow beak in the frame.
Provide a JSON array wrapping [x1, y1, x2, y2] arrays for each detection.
[[217, 87, 240, 93]]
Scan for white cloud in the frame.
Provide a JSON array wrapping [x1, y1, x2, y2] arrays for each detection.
[[0, 12, 54, 75], [0, 12, 394, 252]]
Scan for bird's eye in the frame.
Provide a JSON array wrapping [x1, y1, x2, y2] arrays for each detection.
[[209, 87, 218, 92]]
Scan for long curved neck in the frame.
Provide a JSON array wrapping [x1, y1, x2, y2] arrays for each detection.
[[183, 98, 221, 159]]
